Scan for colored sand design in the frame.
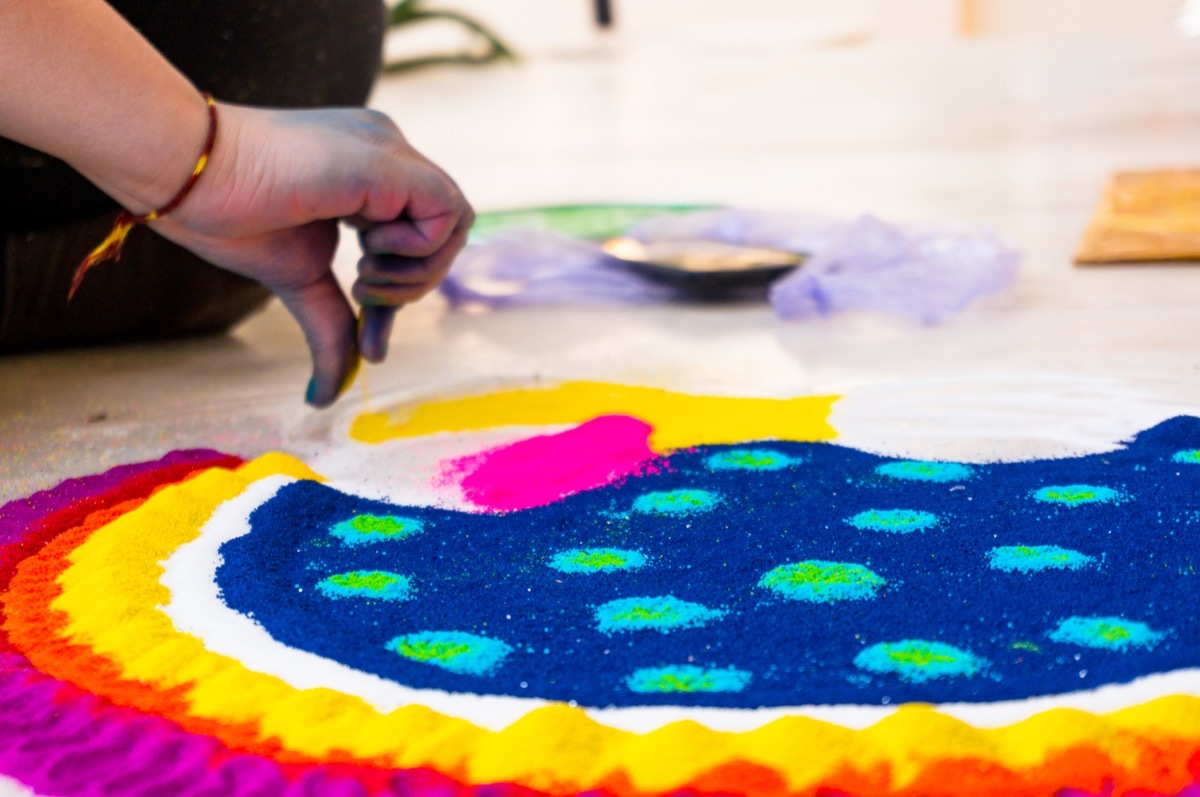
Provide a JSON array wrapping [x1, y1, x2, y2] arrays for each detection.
[[626, 665, 752, 694], [3, 413, 1200, 796], [759, 561, 885, 603], [215, 417, 1200, 710], [848, 509, 940, 533], [595, 596, 726, 634], [1032, 484, 1122, 506], [1049, 616, 1166, 652], [876, 460, 975, 482], [550, 548, 647, 573], [854, 640, 987, 683], [316, 570, 414, 601], [386, 631, 513, 675], [632, 489, 719, 516], [706, 449, 800, 471], [988, 545, 1094, 573], [331, 513, 424, 545]]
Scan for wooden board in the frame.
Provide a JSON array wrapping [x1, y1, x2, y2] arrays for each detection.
[[1076, 169, 1200, 264]]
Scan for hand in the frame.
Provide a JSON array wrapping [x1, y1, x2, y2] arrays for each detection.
[[151, 102, 474, 407]]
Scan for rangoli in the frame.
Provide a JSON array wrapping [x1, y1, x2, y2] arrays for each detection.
[[2, 380, 1199, 797]]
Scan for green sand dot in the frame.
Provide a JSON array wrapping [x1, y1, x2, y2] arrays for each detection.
[[316, 570, 413, 601], [987, 545, 1094, 573], [1173, 449, 1200, 464], [759, 561, 885, 603], [1048, 616, 1165, 651], [876, 461, 975, 483], [331, 514, 425, 546], [854, 640, 986, 683], [1032, 485, 1121, 506], [706, 449, 799, 471], [626, 665, 751, 694], [595, 595, 725, 634], [848, 509, 940, 534], [549, 548, 647, 574], [386, 631, 512, 676], [632, 489, 718, 517]]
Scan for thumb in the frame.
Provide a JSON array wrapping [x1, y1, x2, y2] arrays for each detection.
[[275, 268, 360, 408]]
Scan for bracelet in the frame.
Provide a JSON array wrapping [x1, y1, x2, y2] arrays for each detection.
[[68, 92, 219, 300]]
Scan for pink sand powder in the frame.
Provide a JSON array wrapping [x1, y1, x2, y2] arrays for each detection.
[[445, 415, 661, 512]]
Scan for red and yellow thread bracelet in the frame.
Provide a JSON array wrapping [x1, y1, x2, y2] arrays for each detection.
[[69, 92, 219, 300]]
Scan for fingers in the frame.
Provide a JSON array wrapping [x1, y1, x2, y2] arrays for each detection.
[[359, 305, 397, 364], [350, 213, 471, 360], [274, 266, 360, 409]]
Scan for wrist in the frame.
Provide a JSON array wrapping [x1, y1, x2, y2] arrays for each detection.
[[78, 88, 214, 215]]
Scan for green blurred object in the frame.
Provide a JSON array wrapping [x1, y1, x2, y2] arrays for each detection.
[[470, 203, 716, 243], [385, 0, 516, 73]]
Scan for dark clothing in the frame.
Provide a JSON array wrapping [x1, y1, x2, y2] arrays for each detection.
[[0, 0, 385, 350]]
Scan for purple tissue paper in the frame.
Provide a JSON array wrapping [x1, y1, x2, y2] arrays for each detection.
[[769, 214, 1020, 324], [440, 209, 1020, 324]]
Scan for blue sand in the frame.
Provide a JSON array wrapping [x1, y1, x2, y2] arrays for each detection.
[[595, 596, 725, 634], [317, 570, 414, 601], [848, 509, 939, 534], [626, 665, 752, 694], [386, 631, 512, 675], [706, 449, 800, 471], [217, 416, 1200, 709], [1048, 616, 1166, 652], [632, 489, 718, 516], [987, 546, 1094, 573], [330, 513, 425, 546], [876, 461, 975, 483], [549, 548, 646, 574], [1032, 485, 1121, 506], [854, 640, 986, 683], [759, 561, 885, 603], [1173, 449, 1200, 464]]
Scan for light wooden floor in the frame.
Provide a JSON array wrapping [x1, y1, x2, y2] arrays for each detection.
[[3, 19, 1200, 503]]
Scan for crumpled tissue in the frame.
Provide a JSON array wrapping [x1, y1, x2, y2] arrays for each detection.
[[440, 209, 1020, 324]]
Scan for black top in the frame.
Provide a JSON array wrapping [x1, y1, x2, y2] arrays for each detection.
[[0, 0, 385, 232]]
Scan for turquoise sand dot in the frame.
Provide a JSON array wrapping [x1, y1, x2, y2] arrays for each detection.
[[848, 509, 939, 534], [549, 548, 647, 574], [331, 514, 425, 546], [759, 561, 885, 603], [987, 545, 1095, 573], [1032, 485, 1121, 506], [595, 595, 725, 634], [386, 631, 512, 676], [316, 570, 413, 601], [626, 665, 751, 694], [706, 449, 799, 472], [1048, 616, 1165, 651], [876, 461, 975, 483], [854, 640, 986, 683], [1173, 449, 1200, 464], [632, 489, 718, 517]]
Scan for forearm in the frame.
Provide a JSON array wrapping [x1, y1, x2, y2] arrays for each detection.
[[0, 0, 209, 214]]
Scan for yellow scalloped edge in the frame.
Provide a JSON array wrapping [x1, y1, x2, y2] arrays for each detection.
[[37, 454, 1200, 795]]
